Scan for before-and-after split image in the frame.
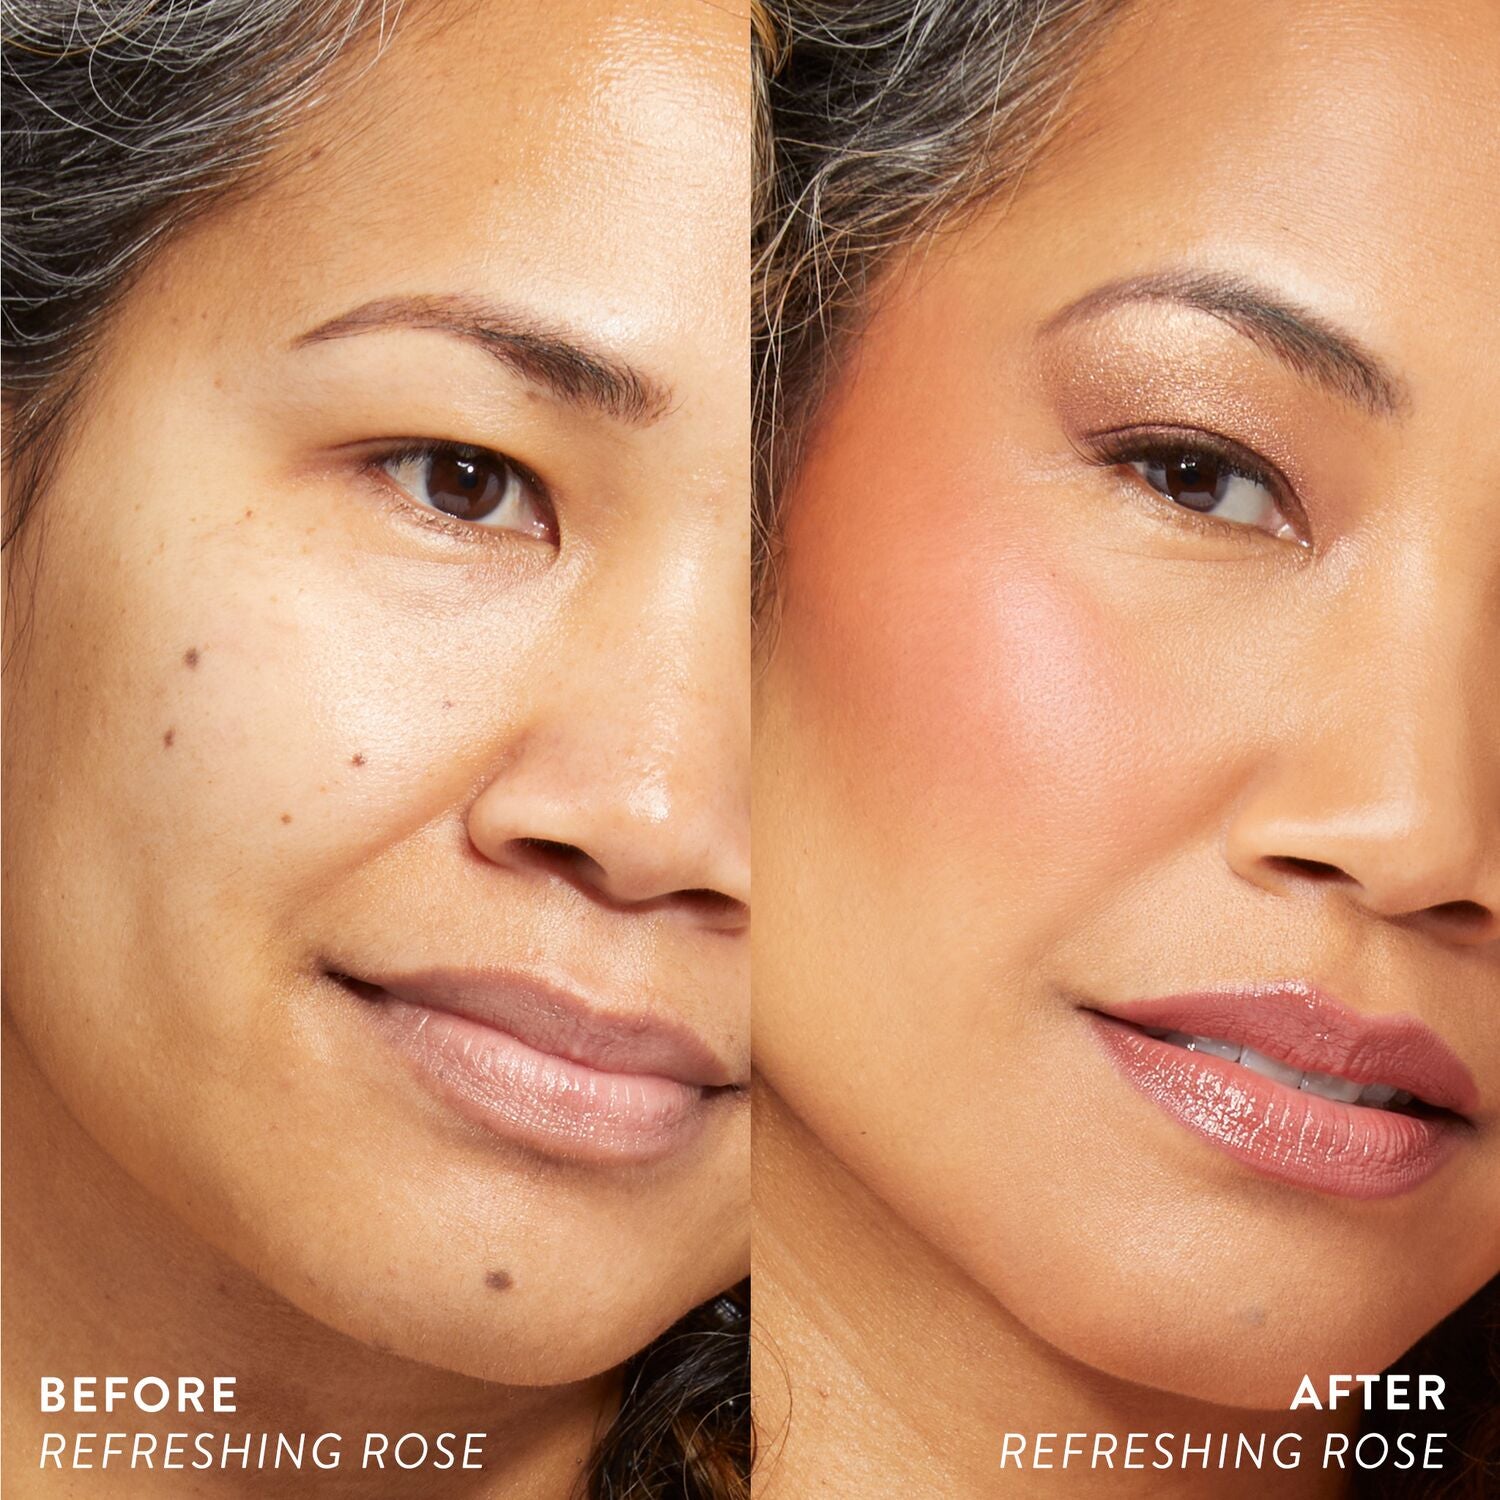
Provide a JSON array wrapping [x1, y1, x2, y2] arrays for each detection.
[[1, 2, 1495, 1497]]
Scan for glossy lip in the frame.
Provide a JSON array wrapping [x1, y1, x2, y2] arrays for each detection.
[[335, 966, 741, 1164], [1087, 983, 1479, 1200]]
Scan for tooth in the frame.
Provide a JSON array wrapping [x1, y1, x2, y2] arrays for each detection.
[[1360, 1083, 1398, 1107], [1299, 1071, 1363, 1104], [1391, 1090, 1413, 1107], [1186, 1035, 1243, 1062], [1239, 1048, 1304, 1089], [1164, 1031, 1194, 1048]]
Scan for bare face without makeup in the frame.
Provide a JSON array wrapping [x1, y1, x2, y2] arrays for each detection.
[[3, 0, 748, 1393], [754, 0, 1499, 1416]]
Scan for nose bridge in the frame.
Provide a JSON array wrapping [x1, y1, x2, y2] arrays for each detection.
[[1230, 544, 1498, 922], [467, 530, 749, 908]]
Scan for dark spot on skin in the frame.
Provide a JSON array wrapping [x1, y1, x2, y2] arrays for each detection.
[[244, 508, 254, 519], [1241, 1305, 1267, 1327], [484, 1270, 514, 1292], [183, 648, 200, 668], [351, 753, 367, 767], [442, 700, 454, 710], [280, 813, 293, 825], [163, 728, 175, 748]]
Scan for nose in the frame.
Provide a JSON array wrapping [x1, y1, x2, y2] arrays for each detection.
[[1225, 583, 1499, 946], [465, 558, 749, 924]]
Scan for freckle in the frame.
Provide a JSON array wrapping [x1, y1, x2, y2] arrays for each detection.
[[442, 700, 454, 710], [484, 1270, 514, 1292], [319, 785, 329, 794], [163, 728, 175, 748], [183, 648, 200, 668], [351, 753, 366, 767], [280, 813, 292, 825], [1241, 1305, 1267, 1327], [244, 508, 254, 519]]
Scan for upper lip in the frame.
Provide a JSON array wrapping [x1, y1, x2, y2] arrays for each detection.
[[334, 966, 740, 1089], [1090, 982, 1479, 1117]]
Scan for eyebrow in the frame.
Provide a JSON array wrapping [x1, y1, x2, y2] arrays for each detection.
[[1041, 270, 1408, 419], [294, 294, 674, 426]]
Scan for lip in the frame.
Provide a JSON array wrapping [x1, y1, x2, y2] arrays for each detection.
[[1087, 983, 1478, 1200], [334, 966, 741, 1164]]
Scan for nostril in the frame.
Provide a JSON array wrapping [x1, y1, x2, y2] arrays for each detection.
[[1266, 856, 1347, 883], [1427, 899, 1492, 934], [516, 837, 602, 881]]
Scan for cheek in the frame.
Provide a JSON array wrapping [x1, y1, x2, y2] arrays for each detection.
[[781, 498, 1183, 921]]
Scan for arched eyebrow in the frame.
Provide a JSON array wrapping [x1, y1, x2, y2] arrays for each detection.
[[1041, 270, 1408, 419], [293, 294, 675, 427]]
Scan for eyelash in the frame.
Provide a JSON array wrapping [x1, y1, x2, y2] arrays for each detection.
[[358, 438, 556, 544], [1082, 425, 1309, 544]]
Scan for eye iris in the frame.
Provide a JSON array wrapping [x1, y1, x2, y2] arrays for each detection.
[[426, 451, 507, 521], [1162, 453, 1225, 511]]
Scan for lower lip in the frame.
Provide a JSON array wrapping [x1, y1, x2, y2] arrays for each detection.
[[364, 998, 715, 1163], [1090, 1016, 1462, 1200]]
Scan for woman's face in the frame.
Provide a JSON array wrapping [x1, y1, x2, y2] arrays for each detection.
[[755, 0, 1499, 1407], [3, 0, 748, 1383]]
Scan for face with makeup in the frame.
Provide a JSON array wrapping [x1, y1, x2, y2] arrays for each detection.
[[755, 0, 1500, 1409], [2, 0, 748, 1385]]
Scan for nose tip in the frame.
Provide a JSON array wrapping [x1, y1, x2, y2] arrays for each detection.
[[465, 748, 750, 923], [1230, 807, 1499, 946]]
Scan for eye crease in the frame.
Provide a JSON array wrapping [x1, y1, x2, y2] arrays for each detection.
[[379, 442, 557, 543]]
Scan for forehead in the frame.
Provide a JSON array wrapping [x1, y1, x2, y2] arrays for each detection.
[[973, 0, 1500, 355], [167, 0, 747, 367]]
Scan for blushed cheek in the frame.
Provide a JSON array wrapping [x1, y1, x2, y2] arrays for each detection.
[[782, 512, 1176, 903]]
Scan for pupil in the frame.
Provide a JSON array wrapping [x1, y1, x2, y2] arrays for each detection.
[[427, 452, 506, 521], [1166, 454, 1222, 511]]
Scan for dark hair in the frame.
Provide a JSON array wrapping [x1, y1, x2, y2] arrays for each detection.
[[752, 8, 1499, 1496], [585, 1282, 751, 1500], [2, 8, 750, 1496], [1361, 1278, 1500, 1500]]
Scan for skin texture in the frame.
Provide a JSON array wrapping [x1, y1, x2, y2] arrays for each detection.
[[2, 0, 748, 1493], [753, 0, 1499, 1494]]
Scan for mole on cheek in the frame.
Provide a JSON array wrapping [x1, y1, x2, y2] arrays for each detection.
[[350, 753, 367, 767], [484, 1270, 514, 1292], [163, 728, 175, 748], [280, 813, 293, 825], [183, 647, 200, 668]]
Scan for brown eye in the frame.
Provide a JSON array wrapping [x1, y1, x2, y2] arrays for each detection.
[[1144, 453, 1225, 511], [426, 449, 512, 521], [1124, 445, 1296, 540], [381, 444, 555, 542]]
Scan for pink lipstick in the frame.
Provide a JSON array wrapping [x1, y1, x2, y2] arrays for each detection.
[[334, 967, 740, 1164], [1088, 983, 1477, 1199]]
